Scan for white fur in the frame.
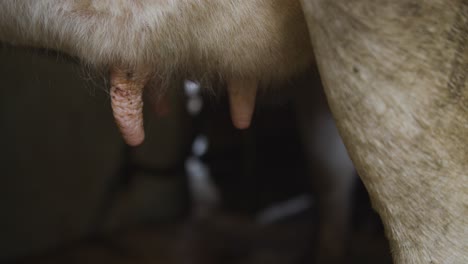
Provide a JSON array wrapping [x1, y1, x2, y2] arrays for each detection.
[[0, 0, 313, 85]]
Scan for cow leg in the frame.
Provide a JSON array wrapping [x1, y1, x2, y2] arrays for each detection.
[[300, 1, 468, 263], [294, 71, 355, 264]]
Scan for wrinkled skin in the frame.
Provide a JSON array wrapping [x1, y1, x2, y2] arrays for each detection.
[[1, 1, 467, 263]]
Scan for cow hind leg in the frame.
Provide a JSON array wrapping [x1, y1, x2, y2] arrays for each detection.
[[300, 0, 468, 263]]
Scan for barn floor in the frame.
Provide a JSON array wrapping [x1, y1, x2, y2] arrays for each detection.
[[13, 207, 392, 264]]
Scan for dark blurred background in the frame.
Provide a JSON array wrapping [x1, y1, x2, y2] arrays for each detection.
[[0, 46, 391, 264]]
